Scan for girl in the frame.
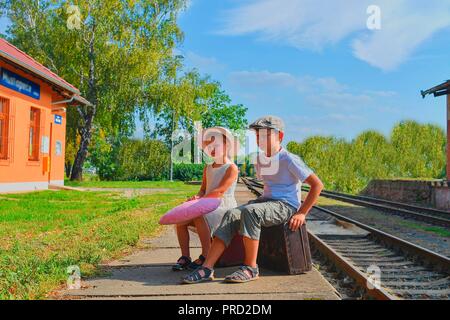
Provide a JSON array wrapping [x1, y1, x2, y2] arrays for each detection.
[[172, 127, 239, 271]]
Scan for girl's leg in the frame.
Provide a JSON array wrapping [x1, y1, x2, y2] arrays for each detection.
[[176, 223, 191, 258], [193, 217, 212, 257], [183, 237, 226, 282]]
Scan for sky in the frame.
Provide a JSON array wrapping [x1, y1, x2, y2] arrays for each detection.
[[1, 1, 450, 143], [176, 0, 450, 143]]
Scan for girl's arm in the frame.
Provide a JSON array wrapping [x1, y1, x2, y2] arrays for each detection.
[[188, 166, 207, 201], [203, 164, 239, 199]]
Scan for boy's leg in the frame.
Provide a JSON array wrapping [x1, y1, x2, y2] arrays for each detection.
[[240, 200, 296, 244], [224, 200, 296, 282], [202, 237, 226, 269], [243, 237, 259, 268], [203, 206, 243, 268], [182, 205, 247, 283]]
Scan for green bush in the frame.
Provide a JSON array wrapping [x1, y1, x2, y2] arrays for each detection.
[[173, 163, 205, 181], [287, 121, 446, 194], [116, 139, 170, 181]]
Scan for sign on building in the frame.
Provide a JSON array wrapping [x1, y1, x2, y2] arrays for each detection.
[[0, 68, 41, 100]]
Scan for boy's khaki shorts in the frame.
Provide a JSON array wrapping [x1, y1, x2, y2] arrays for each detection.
[[213, 197, 297, 247]]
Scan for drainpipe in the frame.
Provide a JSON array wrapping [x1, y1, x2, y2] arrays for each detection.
[[52, 96, 75, 105]]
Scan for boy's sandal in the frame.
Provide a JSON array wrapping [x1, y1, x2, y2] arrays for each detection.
[[187, 254, 206, 270], [172, 256, 191, 271], [224, 265, 259, 283], [182, 266, 214, 284]]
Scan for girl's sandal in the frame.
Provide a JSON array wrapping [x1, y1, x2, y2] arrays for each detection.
[[172, 256, 192, 271], [224, 265, 259, 283], [187, 254, 206, 270], [182, 266, 214, 284]]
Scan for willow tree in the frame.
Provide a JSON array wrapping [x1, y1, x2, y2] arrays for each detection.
[[390, 121, 446, 178], [1, 0, 188, 180]]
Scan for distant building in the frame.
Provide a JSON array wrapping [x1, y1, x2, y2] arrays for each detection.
[[421, 80, 450, 181], [0, 38, 91, 193]]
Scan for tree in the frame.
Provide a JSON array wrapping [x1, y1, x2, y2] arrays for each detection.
[[287, 121, 446, 194], [391, 120, 446, 178], [2, 0, 188, 180], [148, 70, 218, 145], [116, 139, 170, 181], [201, 86, 248, 132], [152, 79, 248, 147], [350, 130, 394, 190]]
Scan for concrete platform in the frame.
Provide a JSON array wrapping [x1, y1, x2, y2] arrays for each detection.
[[59, 183, 340, 300]]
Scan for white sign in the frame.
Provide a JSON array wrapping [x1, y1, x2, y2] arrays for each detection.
[[41, 136, 50, 154], [55, 140, 62, 156]]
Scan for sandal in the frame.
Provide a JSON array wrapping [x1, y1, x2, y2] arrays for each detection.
[[187, 254, 206, 270], [182, 266, 214, 284], [172, 256, 192, 271], [224, 265, 259, 283]]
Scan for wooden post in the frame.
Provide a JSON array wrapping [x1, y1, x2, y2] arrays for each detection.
[[447, 94, 450, 181]]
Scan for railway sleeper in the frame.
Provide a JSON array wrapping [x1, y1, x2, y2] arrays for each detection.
[[345, 256, 407, 263], [383, 277, 450, 289], [394, 289, 450, 298], [380, 273, 444, 280]]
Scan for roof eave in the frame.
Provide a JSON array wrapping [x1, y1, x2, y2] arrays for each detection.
[[72, 94, 93, 107], [0, 50, 80, 96], [421, 80, 450, 99]]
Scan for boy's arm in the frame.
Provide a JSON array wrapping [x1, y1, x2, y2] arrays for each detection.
[[203, 165, 238, 199], [289, 174, 324, 231]]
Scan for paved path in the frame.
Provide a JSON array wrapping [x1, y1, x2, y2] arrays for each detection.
[[58, 184, 340, 300]]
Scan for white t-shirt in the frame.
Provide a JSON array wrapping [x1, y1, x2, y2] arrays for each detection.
[[255, 148, 313, 210]]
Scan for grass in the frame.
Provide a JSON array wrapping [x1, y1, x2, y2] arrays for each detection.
[[65, 179, 187, 189], [399, 221, 450, 238], [0, 181, 198, 300]]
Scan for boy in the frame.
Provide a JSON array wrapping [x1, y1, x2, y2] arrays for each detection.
[[182, 116, 324, 284]]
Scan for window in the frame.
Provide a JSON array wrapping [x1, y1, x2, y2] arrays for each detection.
[[28, 107, 40, 161], [0, 97, 9, 160]]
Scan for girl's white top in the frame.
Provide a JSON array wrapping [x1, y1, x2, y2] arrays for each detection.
[[201, 162, 238, 235]]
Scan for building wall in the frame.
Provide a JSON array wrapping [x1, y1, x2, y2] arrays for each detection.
[[0, 61, 66, 192], [361, 179, 450, 211]]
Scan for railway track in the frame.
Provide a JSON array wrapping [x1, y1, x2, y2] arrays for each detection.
[[304, 186, 450, 228], [245, 177, 450, 227], [241, 177, 450, 300]]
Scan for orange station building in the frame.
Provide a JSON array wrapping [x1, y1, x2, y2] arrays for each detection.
[[0, 38, 91, 193]]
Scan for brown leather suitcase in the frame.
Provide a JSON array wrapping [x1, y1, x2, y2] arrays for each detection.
[[257, 223, 312, 274], [216, 235, 245, 267]]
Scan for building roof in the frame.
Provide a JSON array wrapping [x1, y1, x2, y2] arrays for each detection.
[[421, 80, 450, 99], [0, 38, 92, 106]]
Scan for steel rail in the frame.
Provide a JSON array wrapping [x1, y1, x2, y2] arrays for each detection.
[[246, 177, 450, 227], [240, 177, 450, 300]]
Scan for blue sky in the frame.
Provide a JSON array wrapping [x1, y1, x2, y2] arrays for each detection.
[[2, 1, 450, 143], [176, 0, 450, 142]]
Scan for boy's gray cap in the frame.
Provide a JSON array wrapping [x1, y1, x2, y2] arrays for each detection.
[[249, 115, 285, 132]]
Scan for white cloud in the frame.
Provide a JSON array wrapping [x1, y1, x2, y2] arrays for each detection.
[[229, 70, 299, 87], [219, 0, 450, 70], [184, 51, 225, 72], [229, 70, 377, 110]]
